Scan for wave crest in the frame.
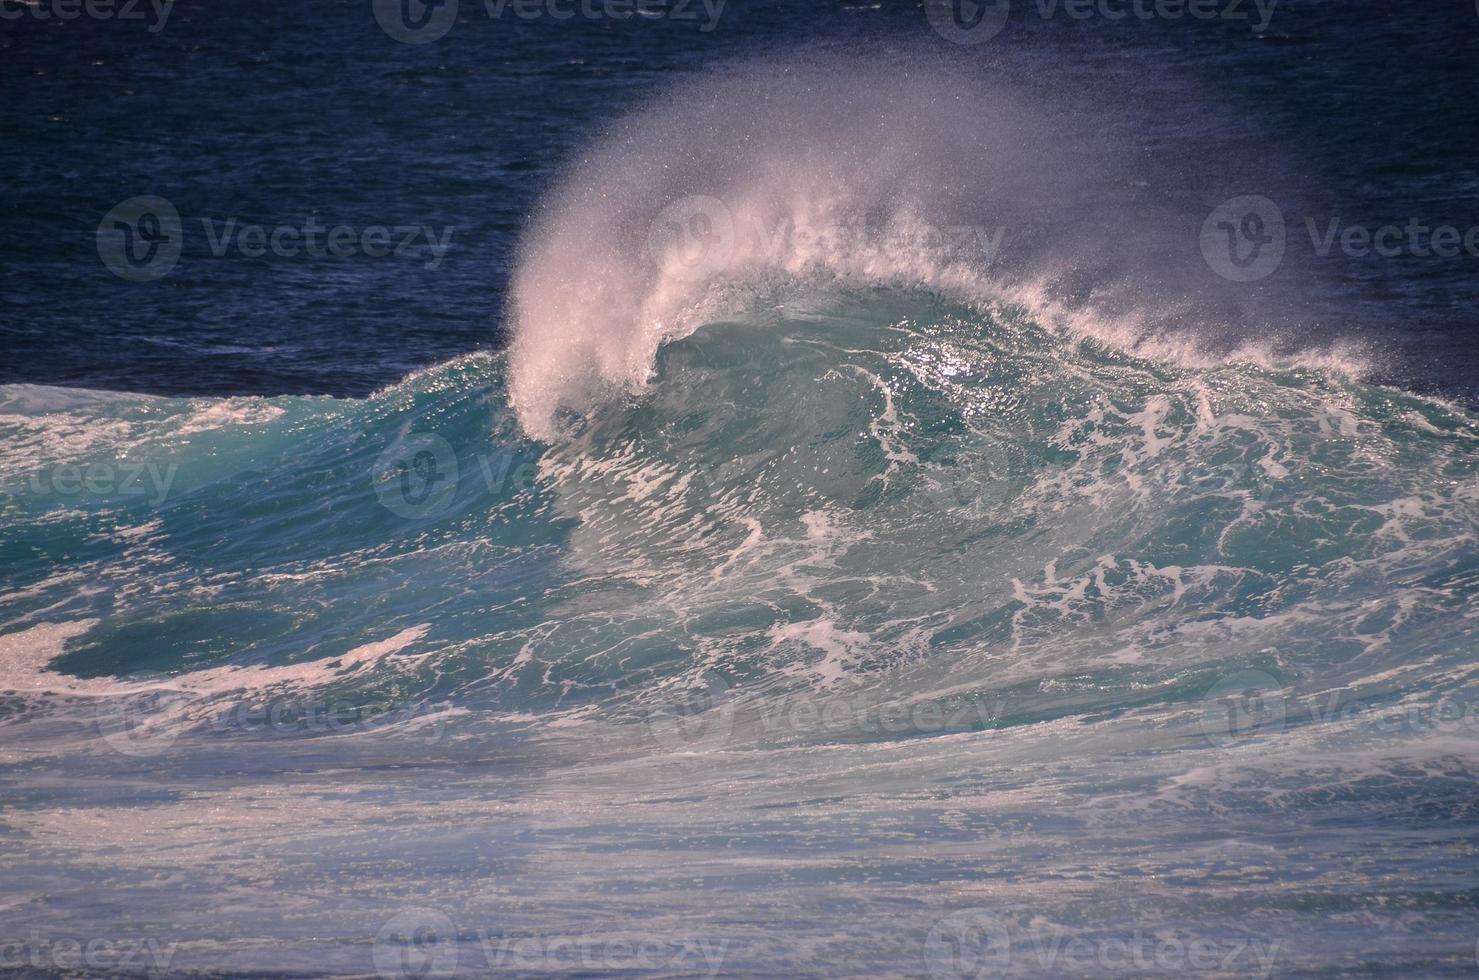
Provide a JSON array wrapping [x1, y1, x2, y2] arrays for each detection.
[[506, 51, 1359, 440]]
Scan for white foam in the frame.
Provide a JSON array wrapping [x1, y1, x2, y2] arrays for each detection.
[[173, 399, 286, 436], [0, 620, 434, 699]]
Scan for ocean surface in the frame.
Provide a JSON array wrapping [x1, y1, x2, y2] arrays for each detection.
[[2, 1, 1478, 977]]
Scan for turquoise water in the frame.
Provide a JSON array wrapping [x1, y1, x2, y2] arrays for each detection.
[[3, 280, 1476, 974]]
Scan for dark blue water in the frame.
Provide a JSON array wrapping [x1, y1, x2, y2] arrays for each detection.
[[3, 0, 1477, 401]]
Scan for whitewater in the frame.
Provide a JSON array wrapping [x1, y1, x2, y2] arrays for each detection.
[[2, 53, 1476, 977]]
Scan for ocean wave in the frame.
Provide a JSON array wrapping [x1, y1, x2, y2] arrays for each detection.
[[506, 52, 1362, 441], [1, 285, 1472, 752]]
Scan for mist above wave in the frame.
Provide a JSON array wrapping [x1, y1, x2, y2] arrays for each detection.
[[506, 49, 1344, 440]]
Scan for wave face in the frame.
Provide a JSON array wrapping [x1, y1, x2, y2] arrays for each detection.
[[3, 55, 1478, 979], [3, 292, 1476, 972], [4, 299, 1472, 712]]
